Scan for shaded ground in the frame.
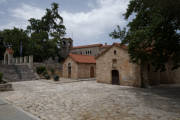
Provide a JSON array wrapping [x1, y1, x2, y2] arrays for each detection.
[[0, 80, 180, 120]]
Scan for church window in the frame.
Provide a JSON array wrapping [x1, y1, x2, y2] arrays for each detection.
[[114, 50, 117, 55]]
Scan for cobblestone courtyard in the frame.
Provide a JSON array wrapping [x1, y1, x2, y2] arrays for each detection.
[[0, 80, 180, 120]]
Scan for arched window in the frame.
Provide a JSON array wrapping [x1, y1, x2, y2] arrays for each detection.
[[114, 50, 117, 55], [68, 63, 71, 78]]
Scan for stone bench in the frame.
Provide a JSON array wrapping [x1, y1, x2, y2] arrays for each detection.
[[0, 83, 13, 91]]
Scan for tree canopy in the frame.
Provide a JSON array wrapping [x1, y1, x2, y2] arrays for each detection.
[[27, 2, 66, 62], [0, 28, 29, 58], [110, 0, 180, 71]]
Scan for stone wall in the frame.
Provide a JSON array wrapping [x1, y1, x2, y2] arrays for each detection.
[[144, 62, 180, 85], [62, 57, 78, 79], [33, 62, 63, 76], [96, 46, 141, 87], [0, 83, 13, 91], [173, 68, 180, 83], [78, 63, 96, 78]]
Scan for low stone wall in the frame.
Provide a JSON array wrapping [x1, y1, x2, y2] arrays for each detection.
[[0, 83, 13, 91], [33, 62, 63, 76]]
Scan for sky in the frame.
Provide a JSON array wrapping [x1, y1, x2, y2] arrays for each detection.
[[0, 0, 130, 46]]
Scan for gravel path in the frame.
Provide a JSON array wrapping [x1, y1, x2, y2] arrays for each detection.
[[0, 80, 180, 120]]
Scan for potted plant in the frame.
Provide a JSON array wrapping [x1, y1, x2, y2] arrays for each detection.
[[53, 75, 59, 81]]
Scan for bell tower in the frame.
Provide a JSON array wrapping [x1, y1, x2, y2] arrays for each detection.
[[60, 38, 73, 59]]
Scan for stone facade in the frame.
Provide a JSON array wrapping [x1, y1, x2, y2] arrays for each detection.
[[78, 63, 96, 78], [96, 43, 180, 87], [96, 44, 141, 87], [63, 54, 96, 79], [70, 43, 111, 56]]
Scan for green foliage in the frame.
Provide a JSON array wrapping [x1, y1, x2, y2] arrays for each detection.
[[36, 66, 47, 75], [109, 25, 127, 42], [110, 0, 180, 71], [53, 75, 59, 81], [0, 36, 5, 60], [27, 2, 66, 62], [50, 68, 55, 75], [0, 28, 29, 57], [0, 3, 66, 62]]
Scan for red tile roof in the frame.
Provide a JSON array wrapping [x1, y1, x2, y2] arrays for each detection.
[[69, 53, 96, 64], [6, 48, 14, 54], [72, 44, 103, 49]]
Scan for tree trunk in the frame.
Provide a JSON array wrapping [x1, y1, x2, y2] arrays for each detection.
[[140, 64, 149, 88]]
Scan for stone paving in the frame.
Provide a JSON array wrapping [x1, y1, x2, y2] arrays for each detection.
[[0, 79, 180, 120]]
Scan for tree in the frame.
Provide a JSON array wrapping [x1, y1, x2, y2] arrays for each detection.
[[0, 28, 29, 57], [27, 2, 66, 62], [110, 0, 180, 71], [0, 34, 5, 60]]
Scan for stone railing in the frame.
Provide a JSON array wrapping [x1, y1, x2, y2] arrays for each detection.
[[4, 55, 33, 66]]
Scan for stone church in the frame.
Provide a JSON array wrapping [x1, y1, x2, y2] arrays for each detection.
[[95, 43, 180, 87], [95, 43, 141, 87], [63, 53, 96, 79], [63, 42, 180, 87]]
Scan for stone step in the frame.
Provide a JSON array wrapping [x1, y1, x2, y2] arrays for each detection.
[[0, 64, 38, 82]]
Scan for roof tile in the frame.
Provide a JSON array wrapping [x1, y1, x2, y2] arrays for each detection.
[[69, 53, 96, 64]]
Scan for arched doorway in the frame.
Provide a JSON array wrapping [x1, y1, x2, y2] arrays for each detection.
[[112, 70, 120, 85], [5, 54, 8, 64], [90, 66, 95, 78], [68, 63, 71, 78]]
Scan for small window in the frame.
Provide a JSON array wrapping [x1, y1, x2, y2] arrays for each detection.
[[114, 50, 117, 55]]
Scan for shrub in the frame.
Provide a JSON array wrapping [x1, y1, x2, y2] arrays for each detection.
[[0, 72, 3, 83], [36, 66, 47, 75], [53, 75, 59, 81], [50, 68, 55, 75], [44, 74, 50, 80]]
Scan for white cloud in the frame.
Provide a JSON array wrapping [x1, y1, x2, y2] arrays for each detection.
[[0, 3, 45, 30], [62, 0, 129, 45], [0, 20, 28, 30], [0, 0, 7, 4], [11, 3, 44, 20], [2, 0, 130, 45], [0, 11, 5, 15]]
